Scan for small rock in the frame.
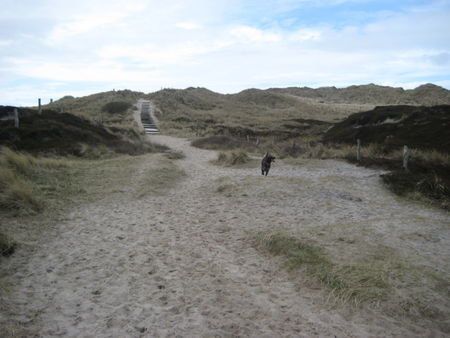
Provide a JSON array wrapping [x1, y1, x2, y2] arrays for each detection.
[[135, 326, 147, 333]]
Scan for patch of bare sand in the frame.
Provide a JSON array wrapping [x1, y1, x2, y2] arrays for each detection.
[[1, 133, 449, 337]]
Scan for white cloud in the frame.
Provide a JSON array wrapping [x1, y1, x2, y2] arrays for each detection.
[[289, 28, 322, 41], [1, 0, 450, 106], [229, 25, 281, 42], [49, 15, 122, 42], [47, 1, 146, 42], [0, 40, 13, 46], [176, 22, 201, 30], [96, 39, 233, 66], [9, 59, 163, 83]]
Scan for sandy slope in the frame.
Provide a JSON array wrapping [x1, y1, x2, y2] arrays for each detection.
[[0, 106, 449, 337]]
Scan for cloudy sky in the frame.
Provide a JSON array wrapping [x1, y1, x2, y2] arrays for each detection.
[[1, 0, 450, 106]]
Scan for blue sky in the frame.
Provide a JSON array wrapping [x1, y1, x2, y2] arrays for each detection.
[[1, 0, 449, 106]]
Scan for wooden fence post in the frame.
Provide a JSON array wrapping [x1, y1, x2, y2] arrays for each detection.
[[356, 139, 361, 161], [14, 108, 19, 128], [246, 135, 249, 143], [38, 98, 42, 115], [403, 145, 410, 171], [256, 138, 260, 146]]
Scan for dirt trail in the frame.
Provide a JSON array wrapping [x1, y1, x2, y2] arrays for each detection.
[[1, 110, 449, 337]]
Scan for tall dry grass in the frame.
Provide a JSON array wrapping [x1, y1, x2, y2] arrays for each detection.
[[0, 146, 72, 213], [1, 147, 42, 212], [0, 147, 73, 257], [213, 150, 253, 167]]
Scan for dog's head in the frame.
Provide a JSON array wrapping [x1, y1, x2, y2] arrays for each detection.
[[264, 154, 275, 163]]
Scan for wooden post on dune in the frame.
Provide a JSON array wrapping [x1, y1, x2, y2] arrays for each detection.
[[38, 98, 42, 115], [356, 139, 361, 162], [14, 108, 19, 128], [403, 145, 410, 171]]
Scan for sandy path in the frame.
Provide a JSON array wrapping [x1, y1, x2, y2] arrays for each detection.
[[1, 106, 449, 337]]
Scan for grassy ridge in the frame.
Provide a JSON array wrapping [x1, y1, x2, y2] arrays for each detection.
[[0, 109, 162, 157], [149, 84, 450, 138], [323, 105, 450, 153], [39, 90, 146, 142], [43, 89, 142, 123], [149, 87, 366, 138]]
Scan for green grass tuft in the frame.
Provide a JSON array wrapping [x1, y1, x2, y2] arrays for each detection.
[[137, 156, 186, 197], [0, 233, 16, 256], [213, 150, 251, 167], [255, 230, 392, 305]]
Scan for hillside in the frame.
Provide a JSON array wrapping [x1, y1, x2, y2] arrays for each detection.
[[323, 105, 450, 152], [10, 83, 448, 145], [149, 87, 372, 138], [269, 83, 450, 105], [42, 89, 143, 122], [149, 84, 450, 138], [25, 83, 449, 141], [0, 108, 154, 156]]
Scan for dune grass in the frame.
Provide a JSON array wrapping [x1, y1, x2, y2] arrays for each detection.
[[137, 155, 186, 197], [0, 147, 184, 258], [255, 229, 448, 321], [0, 146, 71, 214], [255, 230, 392, 305], [212, 150, 254, 167]]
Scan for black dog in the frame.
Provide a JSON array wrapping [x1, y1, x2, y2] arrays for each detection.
[[261, 152, 276, 176]]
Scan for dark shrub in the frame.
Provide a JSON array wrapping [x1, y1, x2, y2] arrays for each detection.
[[101, 101, 132, 115]]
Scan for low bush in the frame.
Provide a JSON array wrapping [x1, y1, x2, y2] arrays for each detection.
[[213, 150, 251, 166], [382, 171, 450, 210], [101, 101, 132, 115], [0, 233, 16, 256]]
